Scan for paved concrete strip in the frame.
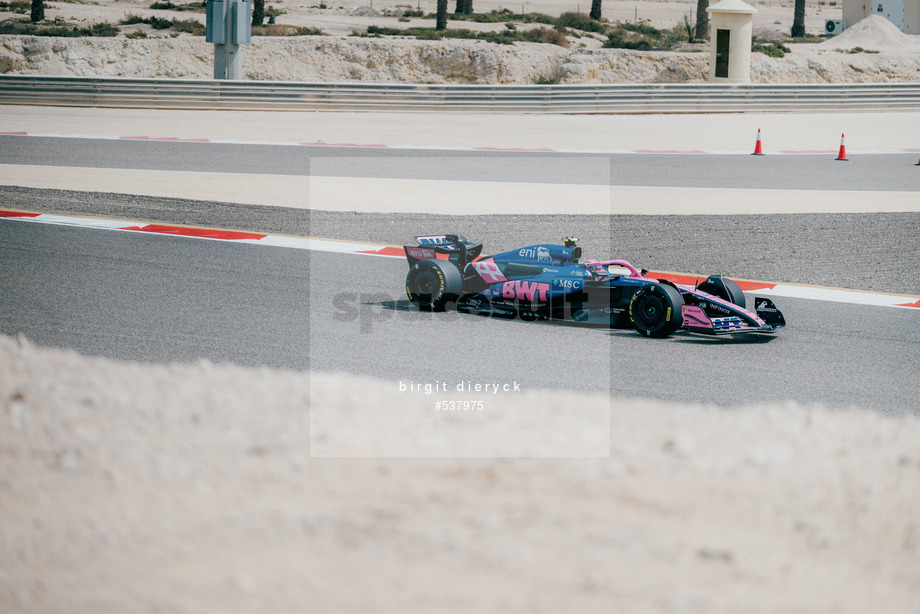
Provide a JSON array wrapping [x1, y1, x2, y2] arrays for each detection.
[[3, 106, 920, 153], [0, 165, 310, 209], [311, 176, 920, 214], [3, 165, 918, 215], [4, 131, 919, 156], [755, 284, 920, 308]]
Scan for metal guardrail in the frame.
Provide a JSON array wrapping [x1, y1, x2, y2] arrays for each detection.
[[1, 75, 920, 113]]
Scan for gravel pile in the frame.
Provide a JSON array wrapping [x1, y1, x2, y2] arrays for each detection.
[[819, 15, 920, 51], [2, 333, 919, 612]]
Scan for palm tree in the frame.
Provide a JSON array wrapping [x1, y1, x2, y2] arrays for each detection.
[[695, 0, 709, 39], [455, 0, 472, 14], [252, 0, 265, 26], [436, 0, 448, 30], [791, 0, 805, 37], [30, 0, 44, 22], [590, 0, 602, 20]]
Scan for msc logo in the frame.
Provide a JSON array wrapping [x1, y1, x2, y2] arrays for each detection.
[[553, 279, 582, 289]]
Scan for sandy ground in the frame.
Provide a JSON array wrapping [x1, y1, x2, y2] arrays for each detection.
[[1, 0, 846, 38], [2, 333, 919, 613], [4, 5, 918, 85]]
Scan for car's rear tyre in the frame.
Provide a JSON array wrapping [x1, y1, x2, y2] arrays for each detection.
[[406, 259, 462, 312], [629, 283, 684, 338], [698, 275, 746, 309]]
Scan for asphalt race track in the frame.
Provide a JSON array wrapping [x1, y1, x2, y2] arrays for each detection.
[[2, 135, 919, 192], [1, 220, 917, 414]]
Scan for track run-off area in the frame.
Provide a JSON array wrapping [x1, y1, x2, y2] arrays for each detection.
[[0, 105, 918, 414]]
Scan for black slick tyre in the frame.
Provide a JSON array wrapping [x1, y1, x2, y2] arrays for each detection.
[[628, 283, 685, 338], [406, 259, 462, 312], [699, 275, 746, 309]]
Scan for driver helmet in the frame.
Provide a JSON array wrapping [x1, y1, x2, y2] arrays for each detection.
[[583, 259, 608, 279]]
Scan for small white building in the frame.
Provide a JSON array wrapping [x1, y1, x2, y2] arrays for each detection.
[[707, 0, 757, 83], [843, 0, 920, 34]]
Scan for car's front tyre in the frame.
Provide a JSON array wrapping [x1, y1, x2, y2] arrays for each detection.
[[628, 283, 685, 338]]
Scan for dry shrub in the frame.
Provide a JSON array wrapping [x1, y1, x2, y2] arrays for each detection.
[[522, 26, 568, 48], [252, 24, 325, 36], [533, 61, 568, 84]]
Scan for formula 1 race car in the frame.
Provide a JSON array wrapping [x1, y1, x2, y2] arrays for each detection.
[[404, 234, 785, 338]]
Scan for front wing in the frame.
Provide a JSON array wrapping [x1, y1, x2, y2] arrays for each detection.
[[681, 296, 786, 335]]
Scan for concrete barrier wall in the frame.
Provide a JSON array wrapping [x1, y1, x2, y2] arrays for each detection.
[[2, 75, 920, 112]]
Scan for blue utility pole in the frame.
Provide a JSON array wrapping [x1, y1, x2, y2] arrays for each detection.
[[206, 0, 251, 80]]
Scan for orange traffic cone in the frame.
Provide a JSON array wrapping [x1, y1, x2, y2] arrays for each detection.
[[836, 133, 848, 161], [915, 155, 920, 166], [752, 129, 764, 156]]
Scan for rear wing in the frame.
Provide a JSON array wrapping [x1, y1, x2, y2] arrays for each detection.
[[404, 234, 483, 267]]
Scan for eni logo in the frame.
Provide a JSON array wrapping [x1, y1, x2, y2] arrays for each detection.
[[518, 246, 553, 261]]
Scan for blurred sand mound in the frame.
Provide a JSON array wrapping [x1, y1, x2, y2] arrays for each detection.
[[2, 333, 919, 613], [819, 14, 920, 51]]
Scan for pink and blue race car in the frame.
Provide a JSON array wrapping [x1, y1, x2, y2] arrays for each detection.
[[404, 234, 785, 338]]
